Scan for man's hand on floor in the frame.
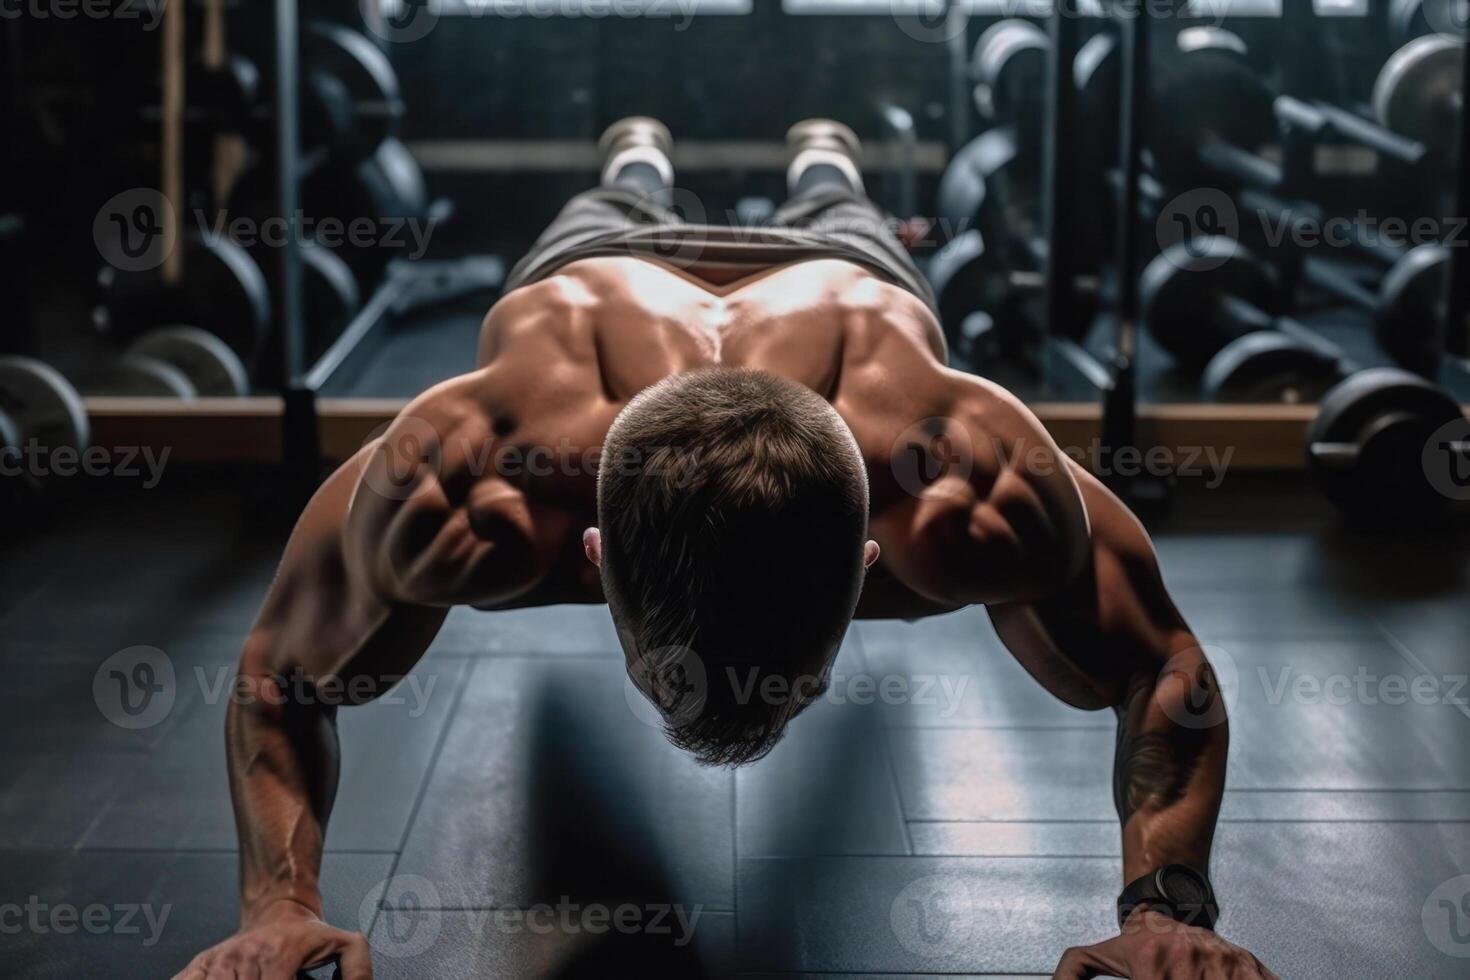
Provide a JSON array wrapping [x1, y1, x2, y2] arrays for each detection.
[[1051, 910, 1279, 980], [172, 898, 372, 980]]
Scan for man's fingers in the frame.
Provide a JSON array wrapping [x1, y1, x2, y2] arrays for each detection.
[[337, 934, 375, 980], [171, 957, 209, 980], [1053, 941, 1129, 980], [1251, 954, 1281, 980]]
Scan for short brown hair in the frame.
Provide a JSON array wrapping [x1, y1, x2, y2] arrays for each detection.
[[598, 368, 869, 766]]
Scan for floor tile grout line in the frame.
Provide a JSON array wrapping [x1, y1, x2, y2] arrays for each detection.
[[369, 655, 477, 936], [1375, 620, 1470, 722], [858, 629, 915, 857]]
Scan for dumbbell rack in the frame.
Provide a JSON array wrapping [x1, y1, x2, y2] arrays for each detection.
[[1039, 0, 1159, 504]]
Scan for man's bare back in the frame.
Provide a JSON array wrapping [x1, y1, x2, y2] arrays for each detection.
[[176, 120, 1274, 980]]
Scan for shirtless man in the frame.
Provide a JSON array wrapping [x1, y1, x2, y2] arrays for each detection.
[[177, 119, 1276, 980]]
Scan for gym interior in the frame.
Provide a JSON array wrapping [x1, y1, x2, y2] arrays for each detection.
[[2, 1, 1470, 978]]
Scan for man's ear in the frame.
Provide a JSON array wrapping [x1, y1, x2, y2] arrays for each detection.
[[583, 527, 603, 567], [864, 540, 881, 569]]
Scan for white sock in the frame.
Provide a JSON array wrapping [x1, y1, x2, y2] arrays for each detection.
[[787, 147, 864, 195], [602, 144, 675, 190]]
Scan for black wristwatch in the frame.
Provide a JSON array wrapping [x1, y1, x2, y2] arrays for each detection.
[[1117, 864, 1219, 931]]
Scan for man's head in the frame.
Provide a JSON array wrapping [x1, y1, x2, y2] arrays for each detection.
[[585, 367, 878, 767]]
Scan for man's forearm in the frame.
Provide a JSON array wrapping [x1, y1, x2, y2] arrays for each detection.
[[226, 646, 342, 923], [1112, 643, 1229, 883]]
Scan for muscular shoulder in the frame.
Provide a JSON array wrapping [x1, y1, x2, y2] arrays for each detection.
[[478, 273, 603, 366], [343, 371, 581, 608], [862, 367, 1090, 607]]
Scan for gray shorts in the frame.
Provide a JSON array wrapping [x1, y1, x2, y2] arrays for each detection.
[[504, 185, 937, 313]]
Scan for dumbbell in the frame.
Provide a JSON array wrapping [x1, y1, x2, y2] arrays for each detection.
[[1390, 0, 1467, 45], [1148, 28, 1456, 189], [249, 240, 363, 385], [140, 21, 404, 164], [82, 327, 251, 399], [302, 21, 406, 163], [970, 19, 1049, 127], [0, 357, 91, 498], [1238, 186, 1449, 376], [95, 230, 273, 374], [1142, 238, 1468, 521], [1140, 237, 1347, 397]]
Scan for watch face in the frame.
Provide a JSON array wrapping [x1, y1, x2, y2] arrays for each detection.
[[1161, 866, 1208, 907]]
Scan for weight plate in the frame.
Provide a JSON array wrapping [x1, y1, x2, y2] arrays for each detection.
[[301, 243, 363, 356], [128, 326, 251, 397], [300, 137, 432, 278], [87, 355, 198, 400], [1306, 367, 1464, 521], [1073, 31, 1119, 177], [936, 126, 1021, 236], [1390, 0, 1468, 44], [303, 21, 405, 157], [1376, 243, 1449, 377], [928, 229, 992, 335], [0, 356, 91, 491], [1372, 34, 1463, 150], [1139, 237, 1278, 369], [1153, 28, 1275, 186], [971, 19, 1049, 122], [0, 407, 19, 456], [1201, 332, 1341, 404], [97, 231, 272, 369]]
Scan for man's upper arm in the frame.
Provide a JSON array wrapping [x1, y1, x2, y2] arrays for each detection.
[[243, 445, 448, 701]]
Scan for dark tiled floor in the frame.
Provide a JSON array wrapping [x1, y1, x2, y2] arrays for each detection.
[[1, 477, 1468, 978]]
